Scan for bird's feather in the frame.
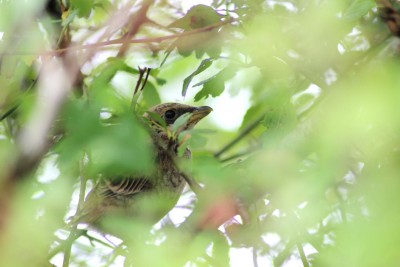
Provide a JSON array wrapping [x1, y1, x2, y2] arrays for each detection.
[[100, 177, 153, 197]]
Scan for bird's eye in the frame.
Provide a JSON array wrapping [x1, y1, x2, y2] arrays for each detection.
[[165, 110, 176, 120]]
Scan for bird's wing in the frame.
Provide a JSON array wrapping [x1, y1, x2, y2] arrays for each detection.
[[99, 176, 153, 197]]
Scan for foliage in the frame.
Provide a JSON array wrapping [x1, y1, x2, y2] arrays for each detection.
[[0, 0, 400, 267]]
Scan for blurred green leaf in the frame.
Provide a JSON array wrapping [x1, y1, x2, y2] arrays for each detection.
[[88, 114, 153, 176], [169, 4, 222, 30], [70, 0, 92, 17], [142, 82, 161, 109], [210, 233, 230, 267], [145, 111, 167, 129], [169, 4, 224, 58], [56, 99, 102, 162], [343, 0, 375, 21], [90, 58, 138, 90], [263, 102, 297, 137], [3, 1, 400, 267], [239, 102, 266, 131], [172, 113, 191, 134], [174, 31, 222, 59]]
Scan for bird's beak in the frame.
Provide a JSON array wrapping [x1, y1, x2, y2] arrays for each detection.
[[171, 106, 212, 134], [184, 106, 213, 130], [190, 106, 213, 122]]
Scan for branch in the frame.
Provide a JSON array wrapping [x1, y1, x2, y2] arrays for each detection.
[[180, 171, 203, 195], [0, 0, 135, 239], [0, 105, 19, 122], [131, 67, 151, 110], [5, 19, 233, 57], [0, 58, 73, 232], [117, 1, 151, 57], [134, 68, 146, 95], [296, 242, 309, 267], [214, 113, 265, 158], [252, 247, 259, 267], [62, 154, 88, 267], [219, 145, 259, 163]]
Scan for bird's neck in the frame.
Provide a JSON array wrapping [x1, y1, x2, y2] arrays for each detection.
[[153, 131, 178, 154]]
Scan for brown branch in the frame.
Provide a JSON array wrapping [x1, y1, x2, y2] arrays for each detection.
[[117, 1, 151, 57], [130, 67, 151, 110], [4, 19, 233, 57], [134, 68, 146, 96], [140, 68, 151, 92]]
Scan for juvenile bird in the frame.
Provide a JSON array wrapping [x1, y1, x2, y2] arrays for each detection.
[[77, 103, 212, 235]]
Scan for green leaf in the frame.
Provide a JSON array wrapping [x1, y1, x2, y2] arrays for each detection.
[[57, 99, 103, 162], [172, 113, 191, 134], [88, 114, 153, 176], [90, 58, 137, 92], [169, 4, 221, 30], [193, 66, 237, 101], [187, 129, 210, 149], [168, 4, 224, 58], [142, 82, 161, 109], [70, 0, 92, 18], [182, 58, 213, 97], [211, 233, 230, 267], [262, 101, 297, 138], [61, 10, 77, 27], [239, 102, 266, 132], [145, 111, 167, 129], [343, 0, 375, 21]]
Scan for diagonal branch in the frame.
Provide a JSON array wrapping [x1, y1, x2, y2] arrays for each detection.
[[117, 1, 151, 57], [214, 114, 265, 158]]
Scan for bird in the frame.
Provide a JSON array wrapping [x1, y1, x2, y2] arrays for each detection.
[[75, 103, 212, 235]]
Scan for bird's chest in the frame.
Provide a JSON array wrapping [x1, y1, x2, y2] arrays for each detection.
[[154, 149, 188, 195]]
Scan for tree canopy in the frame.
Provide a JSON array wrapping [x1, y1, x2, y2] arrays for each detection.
[[1, 0, 400, 266]]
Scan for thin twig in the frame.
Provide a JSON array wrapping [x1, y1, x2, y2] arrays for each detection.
[[61, 236, 73, 267], [180, 171, 203, 195], [130, 67, 151, 110], [83, 232, 117, 250], [296, 242, 309, 267], [0, 105, 19, 122], [252, 247, 259, 267], [62, 154, 88, 267], [214, 114, 265, 158], [252, 202, 261, 267], [134, 68, 146, 96], [220, 146, 259, 163], [48, 230, 86, 260], [140, 68, 151, 92]]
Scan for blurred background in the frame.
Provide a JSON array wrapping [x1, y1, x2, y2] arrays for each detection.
[[1, 0, 400, 266]]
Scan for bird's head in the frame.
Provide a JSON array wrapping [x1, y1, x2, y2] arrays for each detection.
[[144, 103, 212, 134], [144, 103, 212, 153]]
